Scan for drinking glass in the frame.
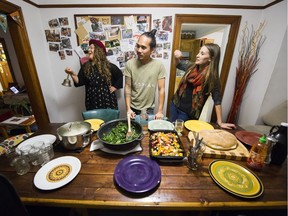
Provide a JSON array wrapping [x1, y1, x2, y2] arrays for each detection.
[[140, 109, 148, 135], [13, 155, 30, 175], [175, 119, 184, 136], [5, 148, 20, 166], [41, 143, 54, 165], [28, 147, 43, 166]]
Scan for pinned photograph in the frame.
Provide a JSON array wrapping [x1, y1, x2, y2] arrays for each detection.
[[111, 16, 124, 25], [109, 26, 120, 37], [163, 42, 171, 50], [60, 38, 72, 49], [61, 27, 71, 37], [45, 29, 61, 42], [153, 19, 161, 30], [65, 50, 73, 56], [48, 18, 60, 28], [156, 31, 169, 42], [121, 29, 133, 39], [163, 51, 169, 59], [105, 39, 120, 48], [58, 17, 69, 26], [137, 15, 148, 24], [161, 16, 172, 32], [89, 32, 107, 41], [91, 21, 103, 32], [58, 50, 66, 60], [49, 43, 60, 52]]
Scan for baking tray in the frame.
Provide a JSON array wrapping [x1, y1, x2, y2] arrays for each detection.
[[149, 130, 186, 162]]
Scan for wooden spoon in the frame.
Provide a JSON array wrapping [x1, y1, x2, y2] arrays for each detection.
[[126, 112, 133, 140]]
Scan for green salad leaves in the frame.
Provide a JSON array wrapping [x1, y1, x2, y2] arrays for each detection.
[[102, 122, 139, 144]]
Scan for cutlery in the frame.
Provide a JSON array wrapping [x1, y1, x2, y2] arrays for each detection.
[[126, 112, 133, 140]]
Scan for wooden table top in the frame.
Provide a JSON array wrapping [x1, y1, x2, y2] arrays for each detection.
[[0, 123, 286, 211]]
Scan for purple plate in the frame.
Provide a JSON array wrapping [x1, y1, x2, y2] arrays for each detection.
[[114, 155, 161, 193]]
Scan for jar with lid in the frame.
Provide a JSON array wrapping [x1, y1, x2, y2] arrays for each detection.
[[247, 134, 267, 171], [269, 122, 287, 165]]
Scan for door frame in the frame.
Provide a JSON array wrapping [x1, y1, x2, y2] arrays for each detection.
[[0, 1, 49, 128], [167, 14, 241, 120]]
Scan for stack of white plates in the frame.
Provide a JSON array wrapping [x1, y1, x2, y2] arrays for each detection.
[[148, 120, 174, 131]]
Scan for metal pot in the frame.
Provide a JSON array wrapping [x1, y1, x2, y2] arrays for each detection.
[[57, 121, 93, 150], [97, 119, 143, 151]]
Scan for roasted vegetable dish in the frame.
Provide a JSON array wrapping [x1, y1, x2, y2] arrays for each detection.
[[102, 122, 139, 144], [150, 132, 184, 157]]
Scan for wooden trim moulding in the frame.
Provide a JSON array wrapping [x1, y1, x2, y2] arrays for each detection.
[[22, 0, 283, 10]]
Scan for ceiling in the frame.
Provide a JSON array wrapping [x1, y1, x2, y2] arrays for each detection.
[[25, 0, 279, 7]]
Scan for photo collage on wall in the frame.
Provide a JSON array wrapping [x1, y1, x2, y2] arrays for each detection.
[[152, 16, 172, 60], [74, 14, 173, 69], [45, 17, 73, 60]]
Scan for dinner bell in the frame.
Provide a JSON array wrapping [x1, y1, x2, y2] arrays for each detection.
[[62, 74, 71, 87]]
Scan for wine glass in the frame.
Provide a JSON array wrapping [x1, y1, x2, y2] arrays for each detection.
[[175, 119, 184, 136]]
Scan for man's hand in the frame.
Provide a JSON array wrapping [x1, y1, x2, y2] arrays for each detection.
[[155, 112, 164, 120]]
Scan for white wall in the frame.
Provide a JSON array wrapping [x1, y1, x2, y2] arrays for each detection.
[[7, 0, 287, 125], [232, 0, 287, 124]]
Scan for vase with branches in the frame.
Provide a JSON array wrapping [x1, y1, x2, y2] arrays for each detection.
[[227, 22, 266, 124]]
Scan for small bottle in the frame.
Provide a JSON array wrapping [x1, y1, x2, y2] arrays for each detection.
[[247, 134, 267, 171]]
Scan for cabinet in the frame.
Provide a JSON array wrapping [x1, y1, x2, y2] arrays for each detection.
[[180, 38, 214, 63], [180, 39, 194, 51]]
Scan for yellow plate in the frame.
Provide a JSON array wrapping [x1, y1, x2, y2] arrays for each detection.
[[209, 160, 264, 198], [84, 119, 104, 131], [184, 120, 214, 132]]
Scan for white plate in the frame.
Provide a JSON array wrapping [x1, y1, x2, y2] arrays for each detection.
[[16, 134, 56, 154], [34, 156, 81, 190], [148, 120, 174, 131]]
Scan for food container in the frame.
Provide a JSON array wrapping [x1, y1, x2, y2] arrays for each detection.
[[149, 130, 186, 162], [57, 121, 93, 150], [97, 119, 143, 151]]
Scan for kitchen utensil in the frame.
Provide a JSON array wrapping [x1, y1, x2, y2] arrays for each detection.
[[126, 113, 133, 140], [57, 121, 93, 150], [97, 119, 143, 151]]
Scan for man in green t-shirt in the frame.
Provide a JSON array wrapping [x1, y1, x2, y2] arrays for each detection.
[[124, 29, 166, 120]]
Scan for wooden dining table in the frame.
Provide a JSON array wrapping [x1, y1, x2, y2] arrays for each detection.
[[0, 123, 286, 215]]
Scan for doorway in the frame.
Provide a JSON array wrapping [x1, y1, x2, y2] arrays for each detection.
[[0, 37, 17, 94], [167, 14, 241, 120], [0, 1, 49, 128]]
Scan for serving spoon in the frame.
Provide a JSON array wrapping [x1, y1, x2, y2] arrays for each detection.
[[126, 112, 133, 140]]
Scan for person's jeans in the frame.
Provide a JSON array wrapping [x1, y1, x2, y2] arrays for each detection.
[[169, 102, 190, 122], [131, 107, 154, 115]]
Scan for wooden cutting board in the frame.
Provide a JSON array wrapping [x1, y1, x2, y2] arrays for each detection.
[[188, 131, 249, 161]]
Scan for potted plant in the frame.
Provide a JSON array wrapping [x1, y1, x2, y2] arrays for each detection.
[[9, 98, 32, 116]]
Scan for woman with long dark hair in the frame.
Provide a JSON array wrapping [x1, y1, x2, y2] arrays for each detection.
[[170, 43, 235, 129], [65, 39, 123, 110]]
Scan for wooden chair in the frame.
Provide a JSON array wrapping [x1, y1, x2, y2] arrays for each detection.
[[82, 109, 120, 122]]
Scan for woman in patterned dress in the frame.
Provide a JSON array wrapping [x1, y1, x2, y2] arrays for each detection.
[[65, 39, 123, 110]]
